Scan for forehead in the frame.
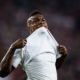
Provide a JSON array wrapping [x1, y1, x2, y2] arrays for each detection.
[[27, 14, 45, 22]]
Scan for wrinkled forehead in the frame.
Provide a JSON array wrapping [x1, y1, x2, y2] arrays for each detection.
[[27, 14, 45, 22]]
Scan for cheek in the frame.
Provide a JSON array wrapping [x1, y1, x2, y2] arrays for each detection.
[[31, 22, 39, 27], [27, 22, 30, 27], [44, 22, 46, 25]]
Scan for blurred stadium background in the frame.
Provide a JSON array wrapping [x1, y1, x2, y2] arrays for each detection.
[[0, 0, 80, 80]]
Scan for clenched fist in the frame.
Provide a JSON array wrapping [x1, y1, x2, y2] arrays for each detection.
[[11, 39, 27, 49], [57, 45, 67, 56]]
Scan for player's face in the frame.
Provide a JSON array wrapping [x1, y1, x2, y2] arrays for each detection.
[[27, 14, 48, 32]]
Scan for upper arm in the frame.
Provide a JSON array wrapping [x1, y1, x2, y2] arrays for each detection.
[[56, 55, 67, 69]]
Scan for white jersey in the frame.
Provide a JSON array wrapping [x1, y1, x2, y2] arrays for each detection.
[[12, 27, 61, 80]]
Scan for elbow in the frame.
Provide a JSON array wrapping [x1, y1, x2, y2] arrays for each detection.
[[0, 75, 8, 78], [0, 66, 15, 78], [0, 69, 9, 78], [0, 71, 9, 78], [0, 74, 7, 78]]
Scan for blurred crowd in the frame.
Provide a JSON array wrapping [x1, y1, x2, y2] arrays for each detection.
[[0, 0, 80, 80]]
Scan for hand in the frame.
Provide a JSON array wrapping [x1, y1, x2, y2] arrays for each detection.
[[11, 39, 27, 49], [57, 45, 67, 56]]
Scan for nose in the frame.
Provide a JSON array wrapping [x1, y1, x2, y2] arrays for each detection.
[[39, 20, 44, 24], [39, 22, 44, 25]]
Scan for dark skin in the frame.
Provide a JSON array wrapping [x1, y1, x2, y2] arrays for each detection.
[[0, 14, 67, 77], [0, 39, 27, 77], [56, 45, 67, 69], [27, 14, 48, 34], [27, 14, 67, 69]]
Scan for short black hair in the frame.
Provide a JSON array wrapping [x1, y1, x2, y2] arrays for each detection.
[[30, 10, 42, 17]]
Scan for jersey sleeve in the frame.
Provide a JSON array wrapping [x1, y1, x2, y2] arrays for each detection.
[[11, 49, 22, 68]]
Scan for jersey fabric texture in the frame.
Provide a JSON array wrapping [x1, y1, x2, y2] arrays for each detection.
[[12, 27, 61, 80]]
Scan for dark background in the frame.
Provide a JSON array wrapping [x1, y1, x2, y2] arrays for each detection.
[[0, 0, 80, 80]]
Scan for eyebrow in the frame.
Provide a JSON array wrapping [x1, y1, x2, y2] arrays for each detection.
[[28, 15, 45, 22]]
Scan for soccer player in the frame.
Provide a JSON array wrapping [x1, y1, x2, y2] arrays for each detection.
[[0, 11, 67, 80]]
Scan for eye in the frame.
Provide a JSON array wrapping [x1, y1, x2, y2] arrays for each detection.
[[28, 20, 32, 24], [31, 18, 39, 23], [42, 18, 45, 21]]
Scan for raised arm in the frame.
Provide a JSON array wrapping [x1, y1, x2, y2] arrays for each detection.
[[56, 45, 67, 69], [0, 39, 27, 77]]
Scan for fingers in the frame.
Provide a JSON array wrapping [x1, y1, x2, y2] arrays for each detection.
[[58, 45, 66, 50], [22, 39, 27, 46], [57, 45, 67, 55], [11, 38, 27, 49]]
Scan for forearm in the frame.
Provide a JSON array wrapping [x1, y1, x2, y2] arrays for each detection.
[[56, 54, 67, 69], [0, 39, 27, 77], [0, 45, 16, 77]]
